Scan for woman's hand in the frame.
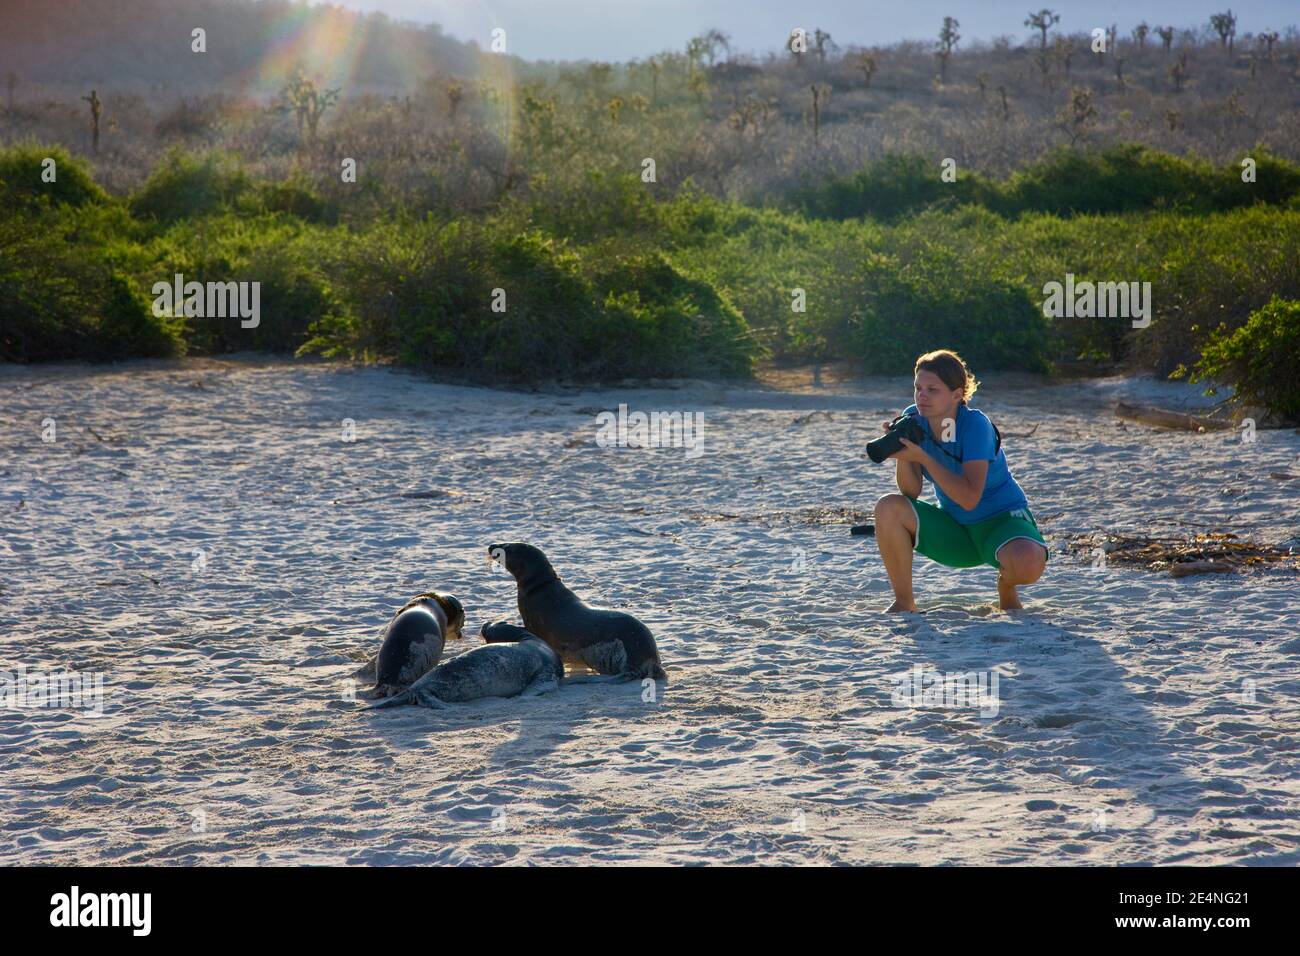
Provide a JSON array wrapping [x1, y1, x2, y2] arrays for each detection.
[[890, 436, 930, 466]]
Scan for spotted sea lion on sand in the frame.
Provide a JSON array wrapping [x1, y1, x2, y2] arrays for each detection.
[[368, 629, 563, 710], [486, 543, 668, 682], [354, 592, 464, 700]]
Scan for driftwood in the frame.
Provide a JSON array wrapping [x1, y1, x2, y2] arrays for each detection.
[[1115, 401, 1232, 432], [791, 410, 834, 426], [1169, 560, 1235, 578], [1067, 531, 1298, 577], [1001, 422, 1040, 438]]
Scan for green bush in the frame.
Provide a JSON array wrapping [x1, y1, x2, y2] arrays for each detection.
[[254, 178, 337, 224], [145, 215, 343, 354], [792, 146, 1300, 223], [302, 219, 596, 376], [1186, 296, 1300, 420], [95, 272, 185, 360], [130, 150, 252, 224], [0, 206, 182, 362], [998, 145, 1211, 216], [863, 257, 1048, 374], [300, 218, 756, 380], [790, 154, 993, 222], [588, 251, 756, 378], [0, 143, 108, 209]]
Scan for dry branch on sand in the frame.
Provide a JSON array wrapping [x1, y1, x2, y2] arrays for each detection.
[[1114, 401, 1233, 432], [1067, 531, 1299, 577]]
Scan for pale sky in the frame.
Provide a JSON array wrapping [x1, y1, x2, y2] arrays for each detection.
[[326, 0, 1296, 61]]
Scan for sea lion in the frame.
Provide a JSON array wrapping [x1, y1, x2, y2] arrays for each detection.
[[368, 631, 563, 710], [486, 543, 668, 682], [354, 592, 464, 700], [480, 621, 536, 643]]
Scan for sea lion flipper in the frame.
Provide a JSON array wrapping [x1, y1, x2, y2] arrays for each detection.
[[353, 654, 378, 681], [520, 676, 560, 698], [409, 687, 449, 709], [580, 640, 629, 677], [561, 673, 633, 685], [366, 688, 413, 710]]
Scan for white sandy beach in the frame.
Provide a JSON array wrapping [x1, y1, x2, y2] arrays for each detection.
[[1, 357, 1297, 865]]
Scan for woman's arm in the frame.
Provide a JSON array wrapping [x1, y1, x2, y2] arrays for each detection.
[[895, 458, 923, 498], [879, 419, 924, 498], [892, 439, 989, 511]]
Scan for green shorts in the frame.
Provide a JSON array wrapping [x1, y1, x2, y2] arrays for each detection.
[[908, 498, 1049, 569]]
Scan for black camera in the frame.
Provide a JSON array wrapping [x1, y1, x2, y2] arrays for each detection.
[[867, 414, 925, 464]]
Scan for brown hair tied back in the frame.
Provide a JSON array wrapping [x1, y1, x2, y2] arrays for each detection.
[[914, 349, 979, 404]]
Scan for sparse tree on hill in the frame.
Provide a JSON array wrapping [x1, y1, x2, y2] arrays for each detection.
[[1133, 23, 1149, 50], [4, 72, 16, 113], [1156, 26, 1175, 55], [1210, 10, 1238, 52], [694, 29, 731, 67], [1258, 30, 1280, 59], [936, 17, 960, 82], [686, 36, 709, 72], [854, 53, 877, 88], [1026, 9, 1059, 75], [82, 89, 102, 153], [1025, 9, 1060, 52], [810, 83, 829, 142], [1058, 86, 1097, 145], [813, 29, 835, 62], [1169, 50, 1190, 91], [281, 71, 340, 142]]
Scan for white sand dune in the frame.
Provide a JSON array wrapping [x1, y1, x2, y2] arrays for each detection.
[[1, 357, 1297, 865]]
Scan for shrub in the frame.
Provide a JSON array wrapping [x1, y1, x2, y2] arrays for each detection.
[[998, 145, 1214, 216], [0, 142, 108, 209], [95, 273, 184, 360], [254, 178, 337, 223], [791, 146, 1300, 222], [1186, 296, 1300, 420], [0, 207, 182, 362], [588, 251, 756, 378], [301, 218, 756, 381], [129, 150, 252, 224], [848, 252, 1049, 374], [145, 215, 343, 354], [789, 154, 993, 222]]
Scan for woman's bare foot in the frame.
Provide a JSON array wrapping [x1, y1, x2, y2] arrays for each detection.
[[997, 575, 1023, 611], [887, 599, 919, 613]]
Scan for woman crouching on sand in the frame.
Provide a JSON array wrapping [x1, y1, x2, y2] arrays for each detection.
[[875, 349, 1048, 612]]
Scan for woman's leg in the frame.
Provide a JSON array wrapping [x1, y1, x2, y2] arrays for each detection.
[[995, 539, 1047, 610], [874, 494, 918, 612]]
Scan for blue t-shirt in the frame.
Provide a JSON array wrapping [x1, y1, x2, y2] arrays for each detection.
[[901, 403, 1029, 524]]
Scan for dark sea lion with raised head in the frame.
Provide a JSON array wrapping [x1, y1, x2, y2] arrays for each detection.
[[486, 543, 668, 682], [354, 592, 464, 700]]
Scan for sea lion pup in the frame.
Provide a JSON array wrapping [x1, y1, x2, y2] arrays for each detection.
[[368, 630, 563, 710], [354, 592, 464, 700], [486, 543, 668, 683]]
